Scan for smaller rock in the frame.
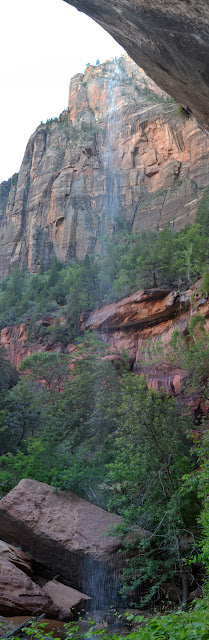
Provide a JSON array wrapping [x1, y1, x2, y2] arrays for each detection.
[[162, 582, 183, 604], [188, 587, 203, 602], [0, 557, 57, 617], [0, 540, 32, 576], [42, 580, 91, 620]]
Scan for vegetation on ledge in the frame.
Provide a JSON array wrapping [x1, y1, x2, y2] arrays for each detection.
[[0, 190, 209, 344]]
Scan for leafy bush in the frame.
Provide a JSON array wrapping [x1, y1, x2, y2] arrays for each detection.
[[5, 603, 209, 639]]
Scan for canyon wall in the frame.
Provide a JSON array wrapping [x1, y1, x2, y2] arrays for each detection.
[[1, 280, 208, 400], [1, 55, 209, 277], [63, 0, 209, 130]]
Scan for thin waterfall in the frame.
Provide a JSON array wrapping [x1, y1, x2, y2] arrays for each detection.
[[103, 59, 122, 235]]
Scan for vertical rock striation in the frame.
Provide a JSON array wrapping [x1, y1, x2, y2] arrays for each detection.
[[1, 55, 209, 276]]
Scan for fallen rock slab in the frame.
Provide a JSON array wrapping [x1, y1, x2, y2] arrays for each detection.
[[0, 557, 57, 617], [43, 580, 91, 620], [0, 479, 147, 607], [0, 540, 32, 576]]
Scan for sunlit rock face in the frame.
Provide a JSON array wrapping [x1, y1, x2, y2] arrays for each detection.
[[2, 280, 209, 401], [1, 54, 209, 277], [82, 280, 209, 396], [0, 318, 63, 369], [64, 0, 209, 130]]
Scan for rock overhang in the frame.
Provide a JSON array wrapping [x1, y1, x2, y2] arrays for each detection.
[[63, 0, 209, 130]]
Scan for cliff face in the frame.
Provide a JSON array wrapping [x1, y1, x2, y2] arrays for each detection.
[[1, 280, 208, 401], [82, 280, 209, 396], [1, 54, 209, 278], [64, 0, 209, 131]]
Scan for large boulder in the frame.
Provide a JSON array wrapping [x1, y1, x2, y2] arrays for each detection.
[[0, 479, 147, 607], [0, 557, 57, 617]]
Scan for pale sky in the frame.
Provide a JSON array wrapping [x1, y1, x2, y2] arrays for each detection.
[[0, 0, 124, 183]]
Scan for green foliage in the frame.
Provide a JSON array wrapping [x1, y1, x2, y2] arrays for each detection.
[[1, 200, 209, 611], [149, 315, 209, 403], [201, 268, 209, 295], [106, 375, 195, 606], [39, 257, 44, 275], [46, 319, 76, 346], [5, 617, 76, 639], [0, 337, 121, 501], [48, 255, 62, 287], [5, 603, 209, 640], [196, 190, 209, 234], [0, 378, 43, 456], [0, 345, 18, 392], [184, 412, 209, 578], [125, 603, 209, 639], [19, 351, 70, 391], [0, 191, 209, 338], [0, 349, 198, 604], [0, 173, 18, 217]]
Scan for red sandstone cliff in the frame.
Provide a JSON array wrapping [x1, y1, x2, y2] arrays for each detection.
[[1, 55, 209, 277], [1, 280, 208, 398]]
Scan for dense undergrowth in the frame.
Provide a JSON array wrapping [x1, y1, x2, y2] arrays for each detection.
[[1, 194, 209, 637], [3, 602, 209, 638]]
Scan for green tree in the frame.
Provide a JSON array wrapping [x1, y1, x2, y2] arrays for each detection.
[[106, 374, 196, 606], [0, 378, 43, 455], [196, 190, 209, 235], [0, 337, 122, 503], [158, 316, 209, 405], [136, 230, 159, 288], [0, 345, 18, 391], [19, 351, 70, 392], [39, 257, 44, 275], [48, 256, 62, 287]]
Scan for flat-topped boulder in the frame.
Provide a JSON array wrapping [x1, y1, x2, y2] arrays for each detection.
[[0, 479, 122, 565], [42, 581, 91, 620], [0, 479, 147, 606]]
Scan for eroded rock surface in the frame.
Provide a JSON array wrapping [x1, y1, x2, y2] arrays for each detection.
[[82, 280, 209, 394], [0, 540, 32, 576], [1, 282, 208, 397], [1, 55, 209, 276], [82, 289, 189, 332], [64, 0, 209, 130], [42, 581, 91, 620], [0, 318, 63, 368], [0, 557, 56, 616]]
